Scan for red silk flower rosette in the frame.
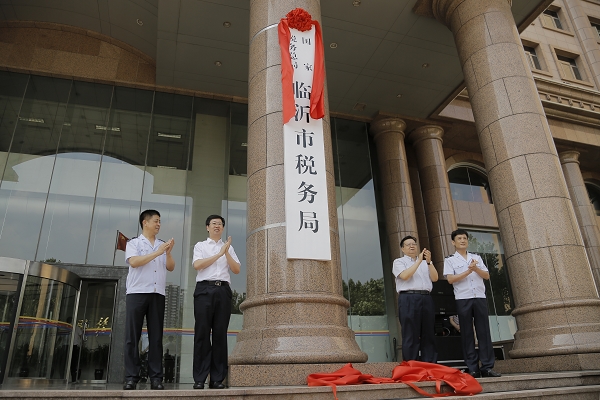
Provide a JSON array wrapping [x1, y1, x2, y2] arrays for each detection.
[[278, 8, 325, 123]]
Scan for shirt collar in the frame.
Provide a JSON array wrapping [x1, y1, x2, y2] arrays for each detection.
[[207, 237, 223, 245]]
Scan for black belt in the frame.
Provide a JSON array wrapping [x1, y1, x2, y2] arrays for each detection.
[[198, 280, 229, 286], [400, 290, 430, 295]]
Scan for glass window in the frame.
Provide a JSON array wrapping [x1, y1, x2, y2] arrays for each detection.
[[141, 92, 193, 286], [0, 75, 72, 261], [592, 21, 600, 39], [35, 81, 113, 264], [86, 87, 154, 265], [523, 46, 542, 70], [332, 118, 391, 362], [585, 183, 600, 217], [448, 165, 492, 203], [542, 9, 563, 30], [557, 55, 583, 81], [464, 229, 516, 342], [8, 275, 78, 379]]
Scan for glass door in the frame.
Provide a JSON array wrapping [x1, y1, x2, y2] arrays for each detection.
[[74, 281, 117, 383], [0, 272, 22, 383]]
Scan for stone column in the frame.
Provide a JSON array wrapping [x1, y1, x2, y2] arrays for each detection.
[[429, 0, 600, 358], [560, 151, 600, 290], [564, 0, 600, 89], [370, 117, 418, 261], [229, 0, 367, 364], [369, 117, 418, 360], [409, 125, 457, 270]]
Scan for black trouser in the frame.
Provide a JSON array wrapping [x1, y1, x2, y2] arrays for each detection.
[[456, 298, 495, 373], [193, 281, 232, 384], [124, 293, 165, 382], [398, 292, 437, 362]]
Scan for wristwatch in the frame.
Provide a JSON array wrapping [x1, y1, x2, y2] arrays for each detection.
[[428, 261, 433, 265]]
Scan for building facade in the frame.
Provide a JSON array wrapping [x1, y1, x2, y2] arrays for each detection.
[[0, 0, 599, 386]]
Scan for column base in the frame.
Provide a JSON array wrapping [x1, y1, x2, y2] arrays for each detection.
[[496, 353, 600, 374], [229, 362, 398, 387]]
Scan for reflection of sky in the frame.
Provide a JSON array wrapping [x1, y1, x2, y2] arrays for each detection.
[[0, 153, 190, 289], [337, 180, 384, 284]]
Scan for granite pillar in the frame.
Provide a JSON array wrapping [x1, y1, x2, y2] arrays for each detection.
[[564, 0, 600, 89], [409, 125, 457, 271], [229, 0, 367, 365], [428, 0, 600, 357], [369, 117, 418, 360], [560, 151, 600, 291], [370, 117, 418, 261]]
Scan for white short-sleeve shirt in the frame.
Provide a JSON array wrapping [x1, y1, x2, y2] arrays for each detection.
[[443, 251, 488, 300], [193, 237, 240, 284], [392, 255, 433, 293], [125, 235, 167, 296]]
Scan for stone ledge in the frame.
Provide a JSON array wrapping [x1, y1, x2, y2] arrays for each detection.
[[496, 352, 600, 374], [229, 362, 398, 387]]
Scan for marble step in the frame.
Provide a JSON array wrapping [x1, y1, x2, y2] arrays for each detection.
[[0, 371, 598, 400]]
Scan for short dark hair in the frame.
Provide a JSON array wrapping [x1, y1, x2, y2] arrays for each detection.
[[400, 235, 417, 248], [451, 229, 469, 241], [206, 214, 225, 227], [139, 209, 160, 228]]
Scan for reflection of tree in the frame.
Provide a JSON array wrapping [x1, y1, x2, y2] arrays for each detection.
[[231, 290, 246, 315], [468, 236, 513, 315], [342, 278, 385, 316]]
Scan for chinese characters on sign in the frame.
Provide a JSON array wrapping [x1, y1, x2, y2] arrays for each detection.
[[282, 26, 331, 260]]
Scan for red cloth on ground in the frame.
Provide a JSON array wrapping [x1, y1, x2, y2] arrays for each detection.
[[308, 361, 482, 400]]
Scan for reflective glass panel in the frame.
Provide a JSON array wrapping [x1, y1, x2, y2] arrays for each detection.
[[179, 97, 230, 383], [0, 71, 28, 173], [464, 229, 516, 342], [8, 275, 78, 379], [86, 87, 154, 265], [586, 183, 600, 217], [448, 166, 492, 204], [0, 76, 72, 261], [332, 118, 390, 362], [225, 103, 248, 361], [35, 81, 113, 264], [0, 272, 22, 383], [140, 92, 192, 384], [75, 281, 116, 382]]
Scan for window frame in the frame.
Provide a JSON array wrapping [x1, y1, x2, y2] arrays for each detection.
[[551, 46, 595, 87], [447, 163, 493, 205], [540, 6, 574, 36]]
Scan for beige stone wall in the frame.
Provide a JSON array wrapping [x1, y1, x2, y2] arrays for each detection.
[[0, 21, 155, 84], [520, 0, 599, 90]]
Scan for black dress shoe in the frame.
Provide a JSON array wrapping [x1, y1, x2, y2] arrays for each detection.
[[209, 381, 225, 389], [481, 369, 502, 377], [150, 379, 164, 390], [123, 380, 137, 390], [193, 382, 204, 389], [468, 370, 481, 378]]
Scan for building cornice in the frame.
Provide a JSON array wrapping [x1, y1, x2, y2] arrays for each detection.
[[535, 77, 600, 126]]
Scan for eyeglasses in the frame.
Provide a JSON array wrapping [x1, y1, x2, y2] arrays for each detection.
[[209, 222, 223, 226], [403, 242, 417, 247]]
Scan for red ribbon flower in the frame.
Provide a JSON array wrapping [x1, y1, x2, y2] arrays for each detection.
[[286, 8, 313, 31], [278, 8, 325, 123]]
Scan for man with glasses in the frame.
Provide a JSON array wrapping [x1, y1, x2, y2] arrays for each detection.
[[191, 215, 241, 389], [392, 235, 438, 362]]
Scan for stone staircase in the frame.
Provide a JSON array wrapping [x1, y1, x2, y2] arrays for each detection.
[[0, 370, 599, 399]]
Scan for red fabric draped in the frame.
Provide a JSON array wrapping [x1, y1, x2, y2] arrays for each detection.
[[307, 361, 483, 400], [277, 18, 325, 124]]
